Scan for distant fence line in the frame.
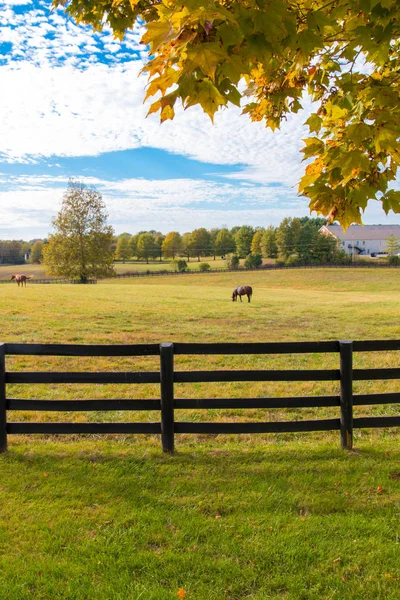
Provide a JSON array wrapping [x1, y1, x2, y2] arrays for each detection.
[[1, 339, 400, 453], [0, 278, 97, 285], [110, 261, 397, 280]]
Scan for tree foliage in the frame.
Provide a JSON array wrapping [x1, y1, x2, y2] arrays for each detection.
[[137, 233, 157, 263], [235, 226, 254, 258], [162, 231, 183, 258], [244, 252, 262, 268], [42, 181, 115, 281], [226, 253, 240, 270], [214, 228, 236, 256], [386, 234, 400, 256], [188, 228, 212, 260], [55, 0, 400, 227], [261, 226, 278, 258], [115, 235, 132, 262], [31, 240, 44, 263]]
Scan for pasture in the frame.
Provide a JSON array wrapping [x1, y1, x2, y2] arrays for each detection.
[[0, 258, 232, 281], [1, 268, 400, 599]]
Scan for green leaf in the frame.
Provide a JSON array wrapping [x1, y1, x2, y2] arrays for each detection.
[[305, 114, 322, 134], [185, 43, 224, 80]]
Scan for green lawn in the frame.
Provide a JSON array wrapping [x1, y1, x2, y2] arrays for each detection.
[[0, 268, 400, 599]]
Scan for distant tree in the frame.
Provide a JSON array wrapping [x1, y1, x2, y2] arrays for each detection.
[[154, 233, 165, 261], [115, 235, 132, 263], [42, 180, 115, 282], [189, 228, 211, 261], [235, 226, 254, 258], [251, 230, 264, 255], [199, 262, 211, 272], [170, 259, 187, 272], [230, 226, 241, 237], [244, 253, 262, 269], [137, 233, 157, 263], [312, 232, 340, 263], [209, 228, 220, 260], [30, 240, 44, 263], [162, 231, 182, 259], [295, 223, 316, 262], [129, 234, 140, 259], [261, 226, 278, 258], [386, 234, 400, 256], [298, 217, 327, 228], [0, 241, 25, 265], [226, 254, 240, 270], [214, 228, 236, 257], [275, 218, 302, 260], [181, 232, 192, 261]]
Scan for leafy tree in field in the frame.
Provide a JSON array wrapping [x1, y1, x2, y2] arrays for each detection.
[[199, 262, 211, 272], [0, 241, 25, 265], [244, 253, 262, 269], [56, 0, 400, 227], [154, 233, 165, 261], [235, 226, 255, 258], [226, 254, 239, 270], [261, 226, 278, 258], [170, 259, 187, 272], [115, 235, 132, 263], [162, 231, 182, 259], [386, 234, 400, 256], [189, 228, 212, 261], [42, 181, 115, 282], [312, 232, 341, 264], [137, 233, 157, 263], [251, 230, 264, 255], [209, 228, 220, 260], [30, 240, 43, 263], [214, 228, 236, 257], [275, 218, 302, 260], [129, 234, 140, 259], [294, 222, 317, 262], [181, 232, 192, 261]]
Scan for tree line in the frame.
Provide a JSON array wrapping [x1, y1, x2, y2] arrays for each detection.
[[113, 217, 344, 266]]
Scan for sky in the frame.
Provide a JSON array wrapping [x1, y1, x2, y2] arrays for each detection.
[[1, 0, 399, 240]]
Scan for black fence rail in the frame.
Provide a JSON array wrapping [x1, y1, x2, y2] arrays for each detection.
[[0, 279, 97, 285], [1, 339, 400, 453]]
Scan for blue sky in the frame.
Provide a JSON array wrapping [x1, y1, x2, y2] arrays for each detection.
[[1, 0, 399, 240]]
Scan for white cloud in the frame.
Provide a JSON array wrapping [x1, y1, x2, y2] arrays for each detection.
[[0, 59, 308, 187], [0, 174, 307, 238]]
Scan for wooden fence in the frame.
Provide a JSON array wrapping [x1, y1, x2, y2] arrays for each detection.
[[1, 340, 400, 453], [0, 279, 97, 285]]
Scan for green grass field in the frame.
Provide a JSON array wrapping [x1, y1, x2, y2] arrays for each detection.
[[0, 268, 400, 599]]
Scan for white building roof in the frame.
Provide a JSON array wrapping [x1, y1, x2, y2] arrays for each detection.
[[322, 225, 400, 241]]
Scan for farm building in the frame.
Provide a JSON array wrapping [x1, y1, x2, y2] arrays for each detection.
[[319, 224, 400, 256]]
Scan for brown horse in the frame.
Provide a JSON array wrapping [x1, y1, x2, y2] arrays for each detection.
[[232, 285, 253, 302], [11, 274, 33, 287]]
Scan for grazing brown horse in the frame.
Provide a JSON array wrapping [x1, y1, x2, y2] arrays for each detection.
[[232, 285, 253, 302], [11, 274, 33, 287]]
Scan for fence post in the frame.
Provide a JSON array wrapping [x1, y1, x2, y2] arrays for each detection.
[[339, 340, 353, 450], [160, 342, 174, 453], [0, 344, 7, 453]]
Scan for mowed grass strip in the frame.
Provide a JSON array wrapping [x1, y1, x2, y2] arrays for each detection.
[[1, 437, 400, 599], [0, 268, 400, 598]]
